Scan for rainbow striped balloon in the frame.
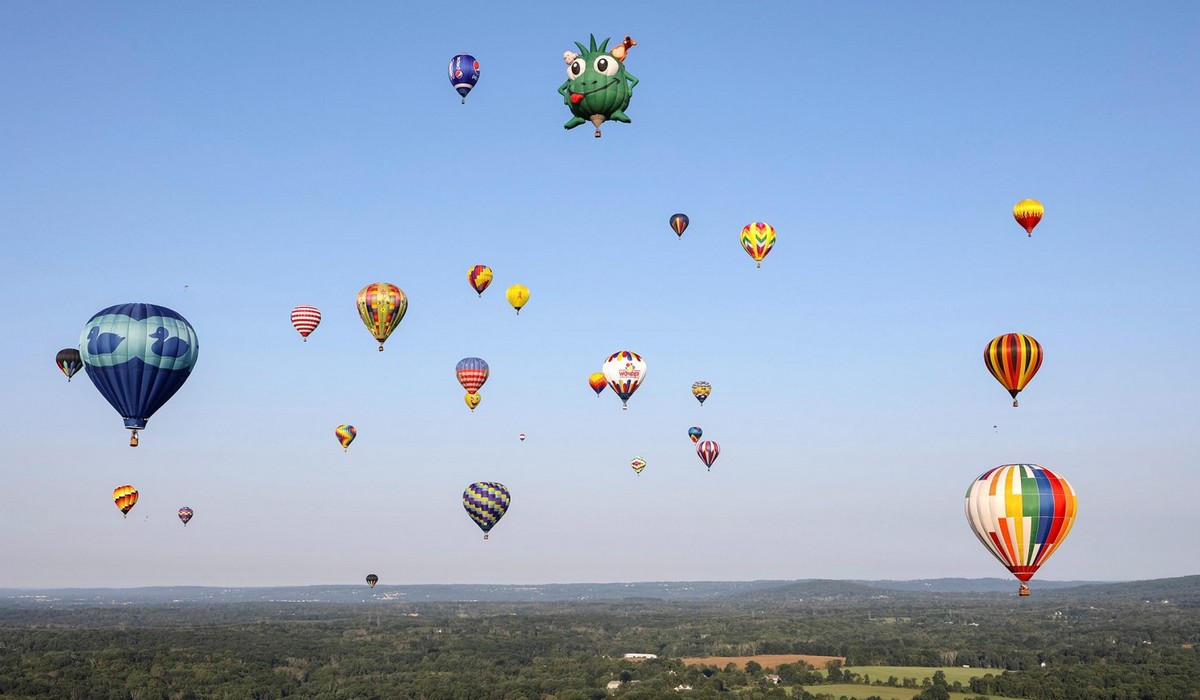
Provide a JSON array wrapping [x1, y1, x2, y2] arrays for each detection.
[[463, 482, 510, 540], [356, 283, 407, 351], [965, 464, 1076, 594], [669, 213, 689, 239], [290, 305, 321, 341], [113, 484, 138, 518], [740, 222, 776, 268], [984, 333, 1043, 407], [336, 424, 357, 451]]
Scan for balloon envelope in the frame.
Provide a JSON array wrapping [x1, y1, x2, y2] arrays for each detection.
[[467, 265, 493, 297], [692, 381, 711, 405], [696, 440, 720, 470], [455, 357, 490, 394], [630, 456, 647, 475], [291, 305, 321, 341], [56, 348, 82, 381], [688, 426, 703, 443], [669, 213, 689, 238], [602, 351, 646, 409], [506, 284, 530, 315], [336, 425, 357, 451], [366, 574, 379, 588], [984, 333, 1043, 406], [740, 222, 776, 267], [464, 392, 482, 411], [357, 283, 407, 351], [79, 303, 199, 445], [177, 507, 193, 526], [588, 372, 607, 396], [463, 482, 510, 539], [518, 433, 526, 441], [1013, 199, 1044, 237], [113, 484, 138, 517], [449, 53, 480, 103], [964, 464, 1076, 589]]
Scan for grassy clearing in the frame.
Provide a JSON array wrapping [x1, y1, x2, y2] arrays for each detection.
[[797, 683, 1026, 700], [681, 653, 846, 669], [841, 665, 1005, 685]]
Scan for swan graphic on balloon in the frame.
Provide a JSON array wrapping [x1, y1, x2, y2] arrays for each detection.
[[79, 304, 199, 447]]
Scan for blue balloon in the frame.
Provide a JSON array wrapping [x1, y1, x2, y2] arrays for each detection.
[[78, 303, 199, 446], [448, 53, 479, 104]]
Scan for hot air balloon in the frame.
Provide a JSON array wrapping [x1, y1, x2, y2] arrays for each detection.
[[630, 456, 647, 475], [463, 482, 510, 540], [588, 372, 607, 397], [506, 284, 530, 315], [740, 222, 776, 268], [366, 574, 379, 588], [467, 265, 493, 297], [602, 350, 646, 410], [336, 424, 357, 451], [464, 392, 482, 411], [357, 283, 407, 351], [984, 333, 1043, 407], [669, 213, 689, 239], [177, 507, 193, 526], [455, 357, 490, 395], [56, 348, 82, 381], [688, 426, 703, 443], [449, 53, 480, 104], [113, 485, 138, 518], [696, 440, 720, 471], [965, 464, 1076, 596], [291, 305, 321, 341], [559, 34, 639, 138], [1013, 199, 1044, 237], [692, 381, 711, 405], [79, 304, 199, 447], [518, 433, 526, 442]]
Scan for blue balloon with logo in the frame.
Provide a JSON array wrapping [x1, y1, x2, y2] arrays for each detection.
[[448, 53, 479, 104], [78, 303, 199, 446]]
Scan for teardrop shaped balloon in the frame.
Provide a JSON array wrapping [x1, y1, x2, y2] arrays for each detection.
[[984, 333, 1043, 407], [588, 372, 607, 397], [357, 283, 408, 351], [177, 507, 193, 526], [336, 424, 357, 451], [467, 265, 493, 297], [630, 456, 647, 475], [688, 426, 703, 443], [965, 464, 1077, 596], [602, 350, 646, 410], [506, 284, 530, 315], [448, 53, 480, 104], [79, 304, 199, 447], [291, 305, 321, 342], [464, 392, 482, 411], [692, 381, 711, 405], [56, 348, 82, 381], [696, 440, 720, 471], [1013, 199, 1044, 237], [456, 357, 490, 394], [463, 482, 510, 540], [518, 433, 526, 442], [113, 484, 138, 518], [366, 574, 379, 588], [740, 222, 776, 268], [669, 213, 689, 239]]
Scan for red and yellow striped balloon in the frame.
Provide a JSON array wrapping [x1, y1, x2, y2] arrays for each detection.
[[984, 333, 1043, 407], [113, 484, 138, 518]]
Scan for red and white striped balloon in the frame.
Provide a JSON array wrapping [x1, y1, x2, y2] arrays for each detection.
[[291, 305, 321, 341], [696, 440, 721, 471]]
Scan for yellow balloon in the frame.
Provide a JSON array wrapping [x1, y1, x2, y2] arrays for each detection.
[[506, 284, 530, 315], [464, 392, 482, 411]]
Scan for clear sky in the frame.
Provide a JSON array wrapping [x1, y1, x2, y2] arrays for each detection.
[[2, 1, 1197, 588]]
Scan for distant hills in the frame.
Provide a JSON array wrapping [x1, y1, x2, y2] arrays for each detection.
[[3, 575, 1198, 607]]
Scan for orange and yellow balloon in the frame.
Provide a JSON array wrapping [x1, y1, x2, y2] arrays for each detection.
[[740, 222, 776, 268], [506, 284, 530, 315], [113, 484, 138, 518], [588, 372, 607, 397], [984, 333, 1043, 407], [357, 283, 408, 351], [1013, 199, 1043, 237], [467, 265, 493, 297]]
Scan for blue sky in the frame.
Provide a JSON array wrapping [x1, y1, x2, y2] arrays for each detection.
[[2, 1, 1197, 587]]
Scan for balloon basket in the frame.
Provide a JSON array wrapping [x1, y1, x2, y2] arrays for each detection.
[[483, 534, 489, 541], [129, 431, 139, 448], [1013, 399, 1019, 407], [756, 262, 762, 268], [378, 344, 384, 352]]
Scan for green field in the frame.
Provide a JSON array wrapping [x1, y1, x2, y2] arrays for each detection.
[[841, 665, 1004, 685], [798, 683, 1026, 700]]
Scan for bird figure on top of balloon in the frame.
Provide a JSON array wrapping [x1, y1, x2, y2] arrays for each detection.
[[559, 35, 638, 138]]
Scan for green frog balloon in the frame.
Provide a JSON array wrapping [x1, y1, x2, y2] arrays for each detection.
[[559, 35, 638, 138]]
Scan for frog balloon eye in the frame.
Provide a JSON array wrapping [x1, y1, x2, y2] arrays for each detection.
[[569, 58, 586, 79], [593, 55, 619, 76]]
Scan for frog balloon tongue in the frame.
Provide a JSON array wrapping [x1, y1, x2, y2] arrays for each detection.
[[558, 34, 639, 138]]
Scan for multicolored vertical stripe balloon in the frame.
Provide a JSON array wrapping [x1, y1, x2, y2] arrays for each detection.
[[113, 485, 138, 517], [696, 440, 720, 470], [336, 424, 357, 451], [56, 348, 82, 381], [177, 507, 193, 526], [455, 357, 490, 394], [740, 222, 776, 268], [964, 464, 1076, 594], [602, 350, 646, 410], [356, 283, 407, 351], [290, 305, 321, 341], [463, 482, 510, 540], [1012, 199, 1044, 237], [467, 265, 493, 297], [984, 333, 1043, 407], [669, 213, 689, 239]]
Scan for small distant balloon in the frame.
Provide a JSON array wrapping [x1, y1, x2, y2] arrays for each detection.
[[688, 426, 703, 443], [463, 482, 510, 540], [696, 440, 720, 471], [336, 424, 357, 451], [177, 507, 193, 526], [464, 392, 482, 411], [669, 213, 689, 239], [291, 305, 321, 342], [1013, 199, 1044, 237], [518, 433, 526, 442], [588, 372, 607, 397], [56, 348, 82, 381], [630, 456, 647, 475], [467, 265, 493, 297], [692, 381, 711, 406], [506, 284, 530, 315], [113, 485, 138, 518], [740, 222, 776, 268], [449, 53, 480, 104], [366, 574, 379, 588]]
